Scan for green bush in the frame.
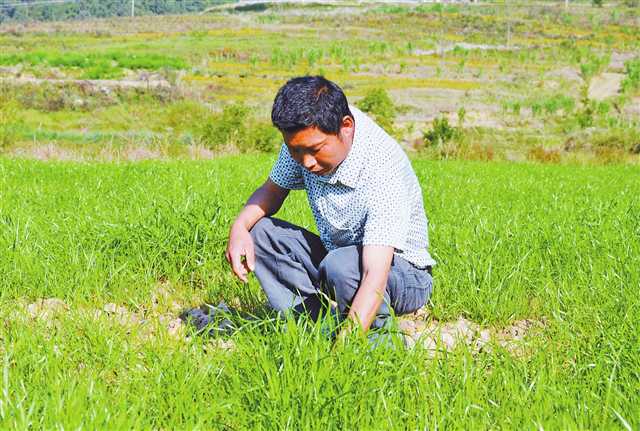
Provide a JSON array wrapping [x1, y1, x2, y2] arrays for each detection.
[[81, 62, 124, 80], [576, 50, 610, 83], [0, 97, 21, 150], [199, 103, 279, 153], [621, 59, 640, 94], [531, 94, 576, 116], [248, 124, 281, 153], [200, 103, 250, 151], [356, 88, 396, 134], [423, 116, 462, 147], [565, 127, 640, 154], [165, 100, 210, 135]]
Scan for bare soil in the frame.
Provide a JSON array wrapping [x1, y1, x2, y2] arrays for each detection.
[[23, 296, 543, 356], [588, 73, 624, 101], [399, 314, 545, 357]]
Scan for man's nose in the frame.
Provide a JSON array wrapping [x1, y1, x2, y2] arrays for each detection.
[[301, 154, 316, 169]]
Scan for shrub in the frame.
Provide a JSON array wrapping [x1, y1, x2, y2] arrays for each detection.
[[543, 95, 575, 115], [564, 128, 640, 154], [248, 124, 281, 154], [423, 116, 462, 147], [200, 103, 250, 151], [591, 128, 640, 151], [0, 96, 21, 150], [578, 51, 610, 83], [457, 107, 467, 127], [527, 145, 561, 163], [621, 59, 640, 93], [198, 103, 279, 153], [357, 88, 396, 134], [81, 62, 123, 80], [594, 147, 627, 164], [576, 104, 595, 128], [11, 82, 177, 113], [166, 100, 210, 135]]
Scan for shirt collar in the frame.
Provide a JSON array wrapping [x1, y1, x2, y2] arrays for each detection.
[[315, 106, 365, 189]]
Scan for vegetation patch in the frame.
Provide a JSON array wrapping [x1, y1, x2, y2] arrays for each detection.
[[0, 50, 187, 79]]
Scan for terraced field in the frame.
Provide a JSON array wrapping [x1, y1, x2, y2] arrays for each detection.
[[1, 2, 639, 162]]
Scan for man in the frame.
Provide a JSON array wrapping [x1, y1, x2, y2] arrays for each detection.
[[225, 76, 435, 341]]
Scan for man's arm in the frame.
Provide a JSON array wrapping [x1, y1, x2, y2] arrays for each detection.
[[225, 179, 290, 282], [341, 245, 395, 335]]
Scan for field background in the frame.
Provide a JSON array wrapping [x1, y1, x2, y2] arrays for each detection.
[[1, 1, 640, 429], [1, 0, 639, 162]]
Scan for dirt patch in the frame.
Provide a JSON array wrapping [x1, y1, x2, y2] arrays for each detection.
[[27, 298, 69, 320], [391, 87, 500, 126], [400, 315, 545, 357], [97, 302, 144, 326], [123, 146, 165, 161], [414, 42, 520, 57], [388, 87, 504, 130], [23, 297, 543, 356], [609, 51, 637, 73], [187, 144, 215, 160], [0, 76, 170, 90], [623, 97, 640, 119], [12, 144, 84, 162], [545, 67, 583, 84], [23, 289, 188, 340], [588, 73, 624, 101], [9, 144, 169, 162]]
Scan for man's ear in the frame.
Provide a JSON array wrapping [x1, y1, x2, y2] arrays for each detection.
[[340, 115, 355, 140]]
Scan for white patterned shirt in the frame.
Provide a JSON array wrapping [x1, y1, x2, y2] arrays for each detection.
[[269, 106, 435, 269]]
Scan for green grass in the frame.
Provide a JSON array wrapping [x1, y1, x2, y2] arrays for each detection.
[[0, 50, 187, 79], [0, 156, 638, 428]]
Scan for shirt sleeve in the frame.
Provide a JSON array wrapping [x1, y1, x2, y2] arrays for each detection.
[[362, 158, 411, 251], [269, 144, 305, 190]]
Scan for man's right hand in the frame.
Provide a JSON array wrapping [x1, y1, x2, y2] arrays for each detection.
[[225, 225, 256, 283], [224, 179, 289, 283]]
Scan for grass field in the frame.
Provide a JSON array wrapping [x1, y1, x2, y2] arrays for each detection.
[[1, 1, 639, 428], [1, 156, 638, 429]]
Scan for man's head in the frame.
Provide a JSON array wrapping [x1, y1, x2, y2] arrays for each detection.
[[272, 76, 354, 176]]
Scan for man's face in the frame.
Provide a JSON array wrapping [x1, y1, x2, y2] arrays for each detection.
[[283, 116, 355, 176]]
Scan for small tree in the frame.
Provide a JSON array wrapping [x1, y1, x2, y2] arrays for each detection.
[[356, 88, 397, 134]]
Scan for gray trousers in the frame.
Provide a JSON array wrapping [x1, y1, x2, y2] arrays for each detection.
[[250, 217, 433, 330]]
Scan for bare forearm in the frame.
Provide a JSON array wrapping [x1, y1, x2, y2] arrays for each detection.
[[232, 181, 288, 232], [231, 199, 268, 232], [347, 272, 388, 332], [344, 245, 395, 333]]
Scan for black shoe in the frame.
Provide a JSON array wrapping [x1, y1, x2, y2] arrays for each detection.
[[180, 302, 236, 337]]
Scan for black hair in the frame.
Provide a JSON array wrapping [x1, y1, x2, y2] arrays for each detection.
[[271, 76, 353, 134]]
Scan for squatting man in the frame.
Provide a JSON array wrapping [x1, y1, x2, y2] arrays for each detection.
[[224, 76, 435, 344]]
